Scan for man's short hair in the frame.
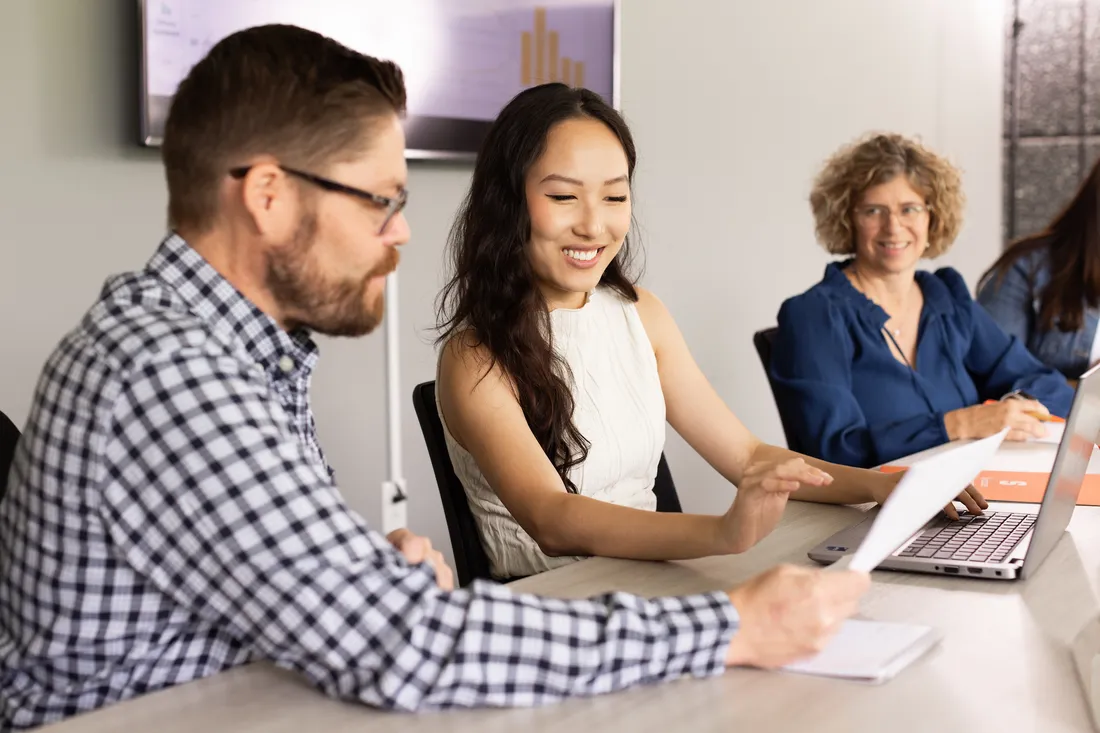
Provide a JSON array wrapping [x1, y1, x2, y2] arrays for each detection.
[[162, 24, 406, 233]]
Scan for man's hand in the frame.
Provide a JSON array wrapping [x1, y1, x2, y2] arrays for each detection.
[[386, 528, 455, 591], [725, 564, 870, 668]]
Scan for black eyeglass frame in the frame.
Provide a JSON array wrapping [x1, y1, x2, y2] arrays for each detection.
[[229, 164, 407, 235]]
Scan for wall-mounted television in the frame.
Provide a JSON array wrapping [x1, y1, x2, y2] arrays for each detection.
[[139, 0, 620, 160]]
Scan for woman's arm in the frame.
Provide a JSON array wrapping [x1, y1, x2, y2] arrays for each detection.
[[438, 335, 748, 559], [943, 268, 1074, 418], [632, 289, 895, 506], [768, 291, 962, 468], [975, 255, 1035, 347]]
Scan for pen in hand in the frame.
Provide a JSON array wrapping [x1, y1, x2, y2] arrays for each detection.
[[1024, 410, 1056, 423], [992, 391, 1062, 423]]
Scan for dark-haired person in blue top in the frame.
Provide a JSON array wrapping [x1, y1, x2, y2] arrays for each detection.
[[977, 154, 1100, 382], [770, 133, 1074, 469]]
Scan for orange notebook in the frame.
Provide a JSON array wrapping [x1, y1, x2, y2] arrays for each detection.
[[888, 402, 1094, 504], [880, 464, 1100, 506]]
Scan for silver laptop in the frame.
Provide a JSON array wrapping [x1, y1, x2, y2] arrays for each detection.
[[809, 364, 1100, 580]]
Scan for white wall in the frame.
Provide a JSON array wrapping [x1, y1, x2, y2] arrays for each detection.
[[620, 0, 1006, 516], [0, 0, 1004, 563]]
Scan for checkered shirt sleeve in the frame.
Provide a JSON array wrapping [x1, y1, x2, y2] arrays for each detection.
[[101, 342, 739, 711]]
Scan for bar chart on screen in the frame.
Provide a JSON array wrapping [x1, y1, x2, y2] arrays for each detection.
[[412, 1, 614, 122], [142, 0, 616, 147], [520, 7, 586, 88]]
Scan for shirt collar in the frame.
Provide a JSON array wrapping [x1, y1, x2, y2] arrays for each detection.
[[822, 259, 954, 323], [146, 233, 319, 378]]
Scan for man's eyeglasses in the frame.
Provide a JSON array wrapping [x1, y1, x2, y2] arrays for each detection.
[[229, 165, 407, 235]]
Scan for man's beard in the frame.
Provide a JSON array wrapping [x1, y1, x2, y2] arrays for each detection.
[[266, 213, 400, 337]]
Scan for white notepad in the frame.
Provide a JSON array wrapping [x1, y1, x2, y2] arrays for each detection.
[[1030, 422, 1066, 445], [781, 618, 941, 684]]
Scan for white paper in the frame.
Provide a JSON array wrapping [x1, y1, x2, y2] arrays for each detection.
[[981, 439, 1100, 473], [843, 429, 1009, 573], [782, 618, 940, 683], [1029, 422, 1065, 445]]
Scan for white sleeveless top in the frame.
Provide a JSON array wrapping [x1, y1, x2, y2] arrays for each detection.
[[437, 286, 667, 579]]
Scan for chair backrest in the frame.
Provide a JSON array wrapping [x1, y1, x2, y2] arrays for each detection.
[[752, 327, 803, 453], [411, 381, 494, 587], [412, 381, 684, 586], [0, 410, 19, 502], [653, 452, 682, 513]]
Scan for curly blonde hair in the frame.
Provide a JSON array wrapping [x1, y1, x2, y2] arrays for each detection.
[[809, 133, 965, 257]]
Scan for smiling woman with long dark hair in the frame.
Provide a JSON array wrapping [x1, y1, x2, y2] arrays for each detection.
[[431, 84, 958, 580]]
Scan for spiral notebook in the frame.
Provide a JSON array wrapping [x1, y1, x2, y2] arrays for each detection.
[[781, 618, 941, 684]]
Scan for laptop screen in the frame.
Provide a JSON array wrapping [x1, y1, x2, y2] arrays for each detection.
[[1021, 365, 1100, 578]]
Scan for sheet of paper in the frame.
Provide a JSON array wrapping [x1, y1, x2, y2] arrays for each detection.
[[781, 618, 941, 683], [1029, 422, 1065, 445], [844, 429, 1009, 573], [981, 439, 1100, 474], [883, 442, 1058, 474], [979, 445, 1058, 473]]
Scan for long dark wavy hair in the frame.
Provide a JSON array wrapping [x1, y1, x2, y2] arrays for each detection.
[[980, 155, 1100, 332], [436, 83, 639, 493]]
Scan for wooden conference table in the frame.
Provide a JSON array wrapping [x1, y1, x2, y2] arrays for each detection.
[[41, 439, 1100, 732]]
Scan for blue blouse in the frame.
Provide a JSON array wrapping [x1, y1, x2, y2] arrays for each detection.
[[769, 260, 1074, 468], [976, 247, 1100, 380]]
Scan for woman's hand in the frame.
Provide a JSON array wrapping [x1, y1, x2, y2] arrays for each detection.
[[944, 399, 1049, 442], [870, 469, 988, 520], [720, 457, 833, 553]]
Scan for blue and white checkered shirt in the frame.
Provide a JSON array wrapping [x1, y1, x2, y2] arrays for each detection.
[[0, 234, 738, 730]]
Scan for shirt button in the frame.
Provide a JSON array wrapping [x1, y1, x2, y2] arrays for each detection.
[[278, 355, 296, 374]]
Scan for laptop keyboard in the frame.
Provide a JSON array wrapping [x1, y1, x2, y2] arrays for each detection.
[[896, 512, 1036, 564]]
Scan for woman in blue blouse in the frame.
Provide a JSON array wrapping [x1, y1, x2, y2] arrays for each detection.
[[976, 155, 1100, 381], [770, 133, 1074, 469]]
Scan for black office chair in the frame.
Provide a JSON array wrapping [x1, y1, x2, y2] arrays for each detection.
[[412, 381, 494, 587], [412, 380, 682, 587], [0, 410, 20, 502], [752, 327, 803, 453]]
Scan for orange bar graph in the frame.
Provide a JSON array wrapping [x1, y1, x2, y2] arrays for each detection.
[[521, 31, 532, 85], [548, 31, 559, 83], [520, 7, 585, 89], [534, 7, 547, 84]]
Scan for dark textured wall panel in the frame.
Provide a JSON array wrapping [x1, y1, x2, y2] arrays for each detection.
[[1085, 0, 1100, 133], [1015, 0, 1084, 137], [1086, 139, 1100, 173], [1012, 137, 1082, 237], [1005, 0, 1098, 242]]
